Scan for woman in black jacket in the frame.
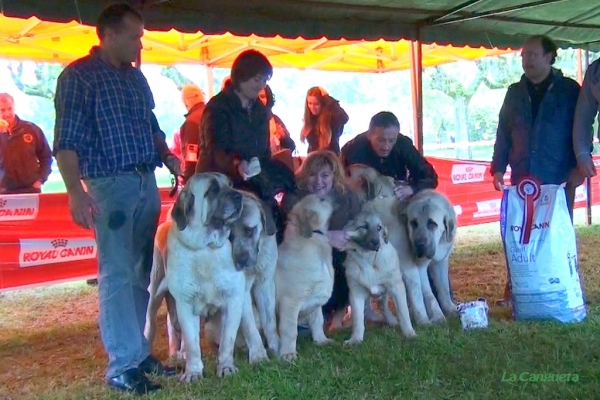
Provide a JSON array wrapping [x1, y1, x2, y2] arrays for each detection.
[[196, 50, 295, 234]]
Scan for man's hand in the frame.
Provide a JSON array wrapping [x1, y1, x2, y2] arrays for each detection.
[[237, 159, 250, 178], [394, 183, 414, 200], [0, 119, 9, 133], [164, 154, 182, 177], [576, 153, 597, 178], [68, 190, 100, 229], [327, 230, 350, 251], [493, 172, 505, 191], [32, 180, 42, 189]]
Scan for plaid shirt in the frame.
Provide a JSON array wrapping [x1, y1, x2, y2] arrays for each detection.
[[53, 47, 159, 179]]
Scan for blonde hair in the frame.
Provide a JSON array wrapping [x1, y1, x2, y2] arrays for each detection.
[[300, 87, 333, 150], [180, 84, 205, 102], [296, 150, 346, 195]]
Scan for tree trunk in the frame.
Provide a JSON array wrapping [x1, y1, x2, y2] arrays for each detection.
[[453, 95, 472, 159]]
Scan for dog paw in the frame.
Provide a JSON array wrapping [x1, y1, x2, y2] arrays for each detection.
[[416, 318, 432, 326], [281, 352, 298, 362], [180, 370, 203, 383], [249, 348, 269, 364], [314, 337, 335, 346], [384, 316, 399, 326], [431, 313, 446, 324], [343, 337, 363, 346], [403, 330, 418, 339], [444, 307, 458, 317], [267, 338, 280, 355], [217, 363, 238, 378]]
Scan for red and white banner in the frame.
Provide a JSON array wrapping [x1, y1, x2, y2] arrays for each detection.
[[19, 238, 97, 268], [0, 194, 39, 221], [1, 156, 598, 292]]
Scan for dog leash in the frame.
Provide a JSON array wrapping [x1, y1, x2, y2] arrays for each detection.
[[169, 175, 180, 197]]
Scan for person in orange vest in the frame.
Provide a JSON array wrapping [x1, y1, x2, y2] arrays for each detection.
[[0, 93, 52, 194]]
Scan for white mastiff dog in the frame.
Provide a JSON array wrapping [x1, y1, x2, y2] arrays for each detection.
[[205, 190, 279, 356], [343, 208, 416, 345], [346, 165, 456, 326], [276, 194, 335, 360], [165, 173, 247, 381]]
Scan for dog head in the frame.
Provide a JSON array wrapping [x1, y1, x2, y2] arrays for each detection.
[[346, 164, 396, 203], [229, 191, 267, 271], [289, 194, 334, 239], [345, 210, 388, 252], [399, 189, 456, 259], [171, 172, 243, 248]]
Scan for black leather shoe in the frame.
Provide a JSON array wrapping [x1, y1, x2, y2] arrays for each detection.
[[107, 368, 161, 395], [139, 355, 177, 377]]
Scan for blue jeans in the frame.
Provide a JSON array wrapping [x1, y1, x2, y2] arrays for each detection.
[[85, 172, 160, 379]]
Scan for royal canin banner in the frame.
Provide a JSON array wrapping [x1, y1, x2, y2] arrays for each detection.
[[1, 156, 599, 291]]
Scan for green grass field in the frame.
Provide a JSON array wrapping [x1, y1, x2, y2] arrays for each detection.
[[1, 223, 598, 399]]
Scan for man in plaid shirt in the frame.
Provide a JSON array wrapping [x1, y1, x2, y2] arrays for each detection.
[[53, 3, 180, 395]]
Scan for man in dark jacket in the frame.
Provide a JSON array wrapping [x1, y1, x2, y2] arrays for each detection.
[[491, 35, 582, 219], [341, 111, 438, 198], [491, 35, 582, 307], [179, 83, 205, 182], [341, 111, 451, 301], [0, 93, 52, 194]]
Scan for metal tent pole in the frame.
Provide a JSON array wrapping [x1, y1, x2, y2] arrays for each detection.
[[409, 32, 424, 154]]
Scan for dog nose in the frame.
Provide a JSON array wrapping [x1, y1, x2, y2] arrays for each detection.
[[235, 252, 250, 268], [370, 239, 380, 250], [415, 243, 426, 258]]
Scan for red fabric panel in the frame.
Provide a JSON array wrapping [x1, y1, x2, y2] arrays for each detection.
[[1, 158, 597, 291]]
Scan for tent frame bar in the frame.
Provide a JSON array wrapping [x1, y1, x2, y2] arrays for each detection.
[[428, 0, 568, 26], [409, 32, 423, 154], [429, 0, 486, 23]]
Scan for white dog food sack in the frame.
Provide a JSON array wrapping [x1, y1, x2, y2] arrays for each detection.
[[500, 178, 586, 323], [457, 298, 489, 330]]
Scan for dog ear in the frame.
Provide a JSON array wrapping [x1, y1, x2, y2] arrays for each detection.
[[204, 178, 220, 201], [211, 172, 232, 187], [296, 209, 316, 239], [382, 225, 389, 244], [443, 215, 456, 243], [260, 205, 267, 233], [359, 177, 376, 201], [398, 208, 408, 226], [171, 188, 195, 231]]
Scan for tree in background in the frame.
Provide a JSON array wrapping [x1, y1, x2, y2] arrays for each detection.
[[427, 53, 523, 159], [160, 66, 192, 89]]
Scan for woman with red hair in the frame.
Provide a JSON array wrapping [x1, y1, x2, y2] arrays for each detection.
[[300, 87, 349, 154]]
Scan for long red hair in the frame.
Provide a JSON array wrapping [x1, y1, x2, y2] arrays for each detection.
[[300, 87, 333, 150]]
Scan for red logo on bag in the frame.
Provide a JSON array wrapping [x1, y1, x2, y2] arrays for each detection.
[[516, 178, 541, 245]]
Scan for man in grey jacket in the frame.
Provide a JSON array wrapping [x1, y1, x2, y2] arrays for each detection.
[[572, 58, 600, 179]]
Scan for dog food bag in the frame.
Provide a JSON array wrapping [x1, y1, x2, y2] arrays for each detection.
[[457, 298, 489, 330], [500, 178, 586, 323]]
